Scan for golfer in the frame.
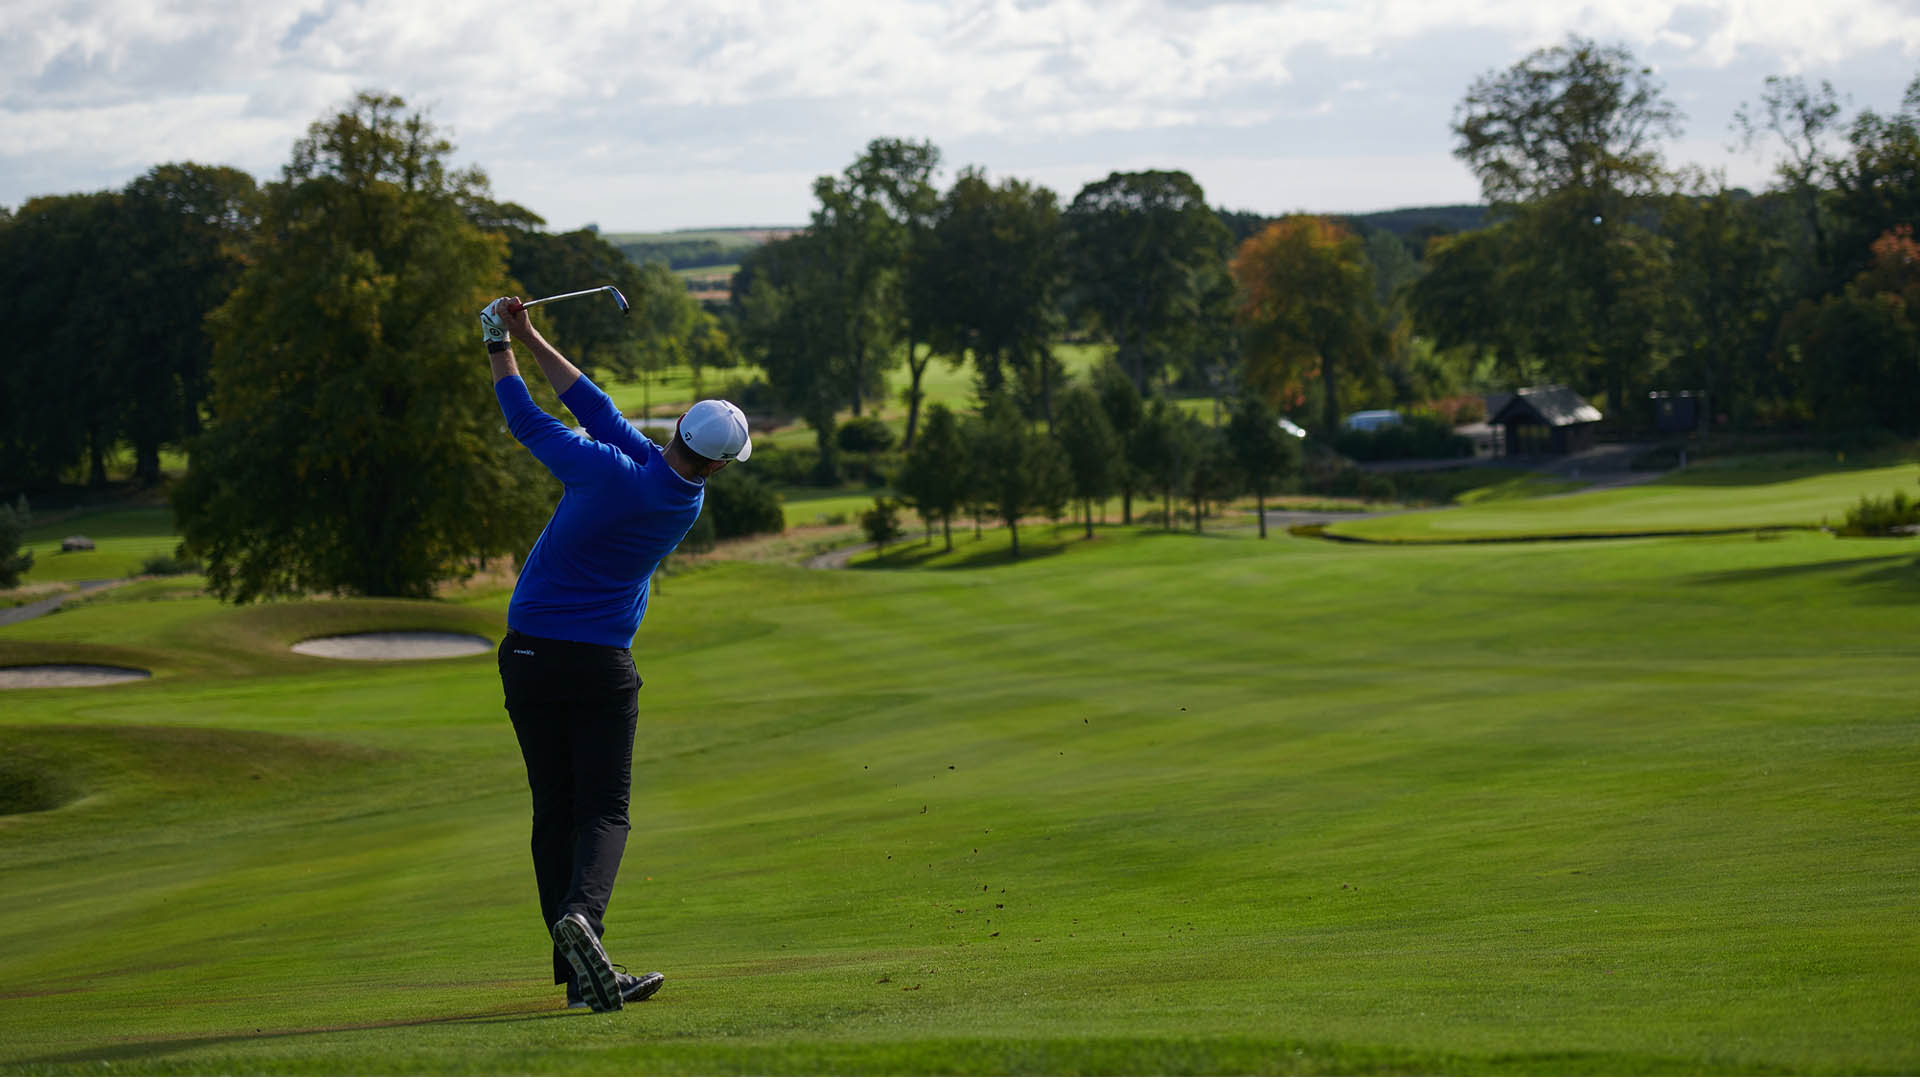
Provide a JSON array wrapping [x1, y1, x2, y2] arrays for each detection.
[[480, 296, 751, 1012]]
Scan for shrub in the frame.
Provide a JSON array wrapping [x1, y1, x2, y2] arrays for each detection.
[[139, 548, 202, 576], [703, 467, 785, 539], [1332, 413, 1473, 462], [1837, 487, 1920, 536], [836, 416, 895, 455], [860, 496, 903, 555]]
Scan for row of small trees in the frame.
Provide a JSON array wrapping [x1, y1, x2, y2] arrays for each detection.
[[878, 363, 1303, 558]]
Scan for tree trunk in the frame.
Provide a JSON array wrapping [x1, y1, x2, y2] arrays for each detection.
[[1256, 488, 1267, 539], [135, 439, 162, 487], [903, 341, 929, 449], [1007, 515, 1019, 558], [1320, 352, 1340, 436], [1121, 483, 1133, 526], [1083, 498, 1093, 539], [942, 513, 952, 553], [87, 425, 109, 488], [1193, 489, 1203, 534]]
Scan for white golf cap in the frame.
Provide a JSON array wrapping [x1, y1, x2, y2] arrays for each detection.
[[678, 399, 753, 462]]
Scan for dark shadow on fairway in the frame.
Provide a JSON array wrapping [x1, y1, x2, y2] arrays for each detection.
[[1685, 551, 1916, 587], [3, 1005, 571, 1069]]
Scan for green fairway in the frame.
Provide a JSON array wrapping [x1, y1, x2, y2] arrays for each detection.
[[1328, 457, 1920, 541], [2, 477, 1918, 1073], [17, 506, 180, 584]]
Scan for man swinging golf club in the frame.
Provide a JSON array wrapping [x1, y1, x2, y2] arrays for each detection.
[[480, 294, 751, 1012]]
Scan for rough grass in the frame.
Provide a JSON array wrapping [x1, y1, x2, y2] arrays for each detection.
[[2, 476, 1918, 1074]]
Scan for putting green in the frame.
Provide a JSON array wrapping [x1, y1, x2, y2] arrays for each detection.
[[0, 513, 1916, 1072]]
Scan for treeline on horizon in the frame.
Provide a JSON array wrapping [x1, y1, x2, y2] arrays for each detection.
[[3, 34, 1919, 598]]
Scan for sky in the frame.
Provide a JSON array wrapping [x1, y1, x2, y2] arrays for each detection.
[[6, 0, 1920, 233]]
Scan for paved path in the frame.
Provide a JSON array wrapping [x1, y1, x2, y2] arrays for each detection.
[[0, 579, 125, 629]]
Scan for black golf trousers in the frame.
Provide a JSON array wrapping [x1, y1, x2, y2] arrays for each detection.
[[498, 628, 642, 986]]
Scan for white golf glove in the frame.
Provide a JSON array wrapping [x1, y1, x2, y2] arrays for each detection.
[[480, 298, 510, 345]]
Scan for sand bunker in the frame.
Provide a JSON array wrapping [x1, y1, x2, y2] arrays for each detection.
[[0, 665, 152, 689], [291, 631, 492, 660]]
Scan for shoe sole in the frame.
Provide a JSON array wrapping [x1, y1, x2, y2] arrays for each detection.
[[623, 971, 665, 1004], [552, 914, 621, 1013]]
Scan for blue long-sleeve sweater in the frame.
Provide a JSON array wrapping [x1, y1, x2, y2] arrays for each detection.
[[497, 374, 704, 648]]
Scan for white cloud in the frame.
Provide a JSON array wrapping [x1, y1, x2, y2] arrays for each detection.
[[3, 0, 1919, 223]]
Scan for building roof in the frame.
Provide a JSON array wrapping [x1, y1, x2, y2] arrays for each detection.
[[1489, 385, 1603, 427]]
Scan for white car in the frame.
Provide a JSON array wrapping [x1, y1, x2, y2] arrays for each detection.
[[1342, 409, 1403, 432]]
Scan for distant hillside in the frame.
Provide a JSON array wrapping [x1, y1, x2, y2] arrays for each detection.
[[603, 226, 801, 271], [1344, 204, 1489, 239], [1218, 204, 1491, 248]]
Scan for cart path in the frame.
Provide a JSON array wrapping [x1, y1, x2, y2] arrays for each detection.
[[0, 579, 127, 629]]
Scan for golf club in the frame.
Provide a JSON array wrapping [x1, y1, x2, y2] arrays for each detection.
[[521, 284, 630, 316]]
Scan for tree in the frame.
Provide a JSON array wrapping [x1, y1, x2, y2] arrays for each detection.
[[1051, 383, 1120, 538], [1453, 35, 1679, 212], [1828, 75, 1920, 290], [495, 217, 646, 379], [1451, 36, 1684, 415], [1187, 426, 1238, 534], [972, 391, 1067, 559], [924, 168, 1066, 424], [1226, 396, 1302, 539], [736, 231, 853, 480], [1231, 216, 1378, 434], [860, 496, 904, 557], [172, 92, 553, 601], [0, 192, 127, 488], [0, 496, 33, 587], [810, 148, 910, 418], [119, 163, 260, 484], [1661, 187, 1788, 428], [1406, 224, 1538, 383], [1064, 170, 1233, 394], [1130, 397, 1192, 529], [628, 261, 700, 419], [847, 138, 943, 448], [1776, 225, 1920, 434], [1734, 75, 1844, 292], [897, 402, 967, 551], [1091, 359, 1146, 524]]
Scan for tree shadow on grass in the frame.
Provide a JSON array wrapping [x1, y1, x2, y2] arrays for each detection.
[[4, 1004, 571, 1069], [1686, 549, 1920, 602]]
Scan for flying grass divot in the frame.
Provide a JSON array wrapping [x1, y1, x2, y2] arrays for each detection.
[[289, 631, 492, 660]]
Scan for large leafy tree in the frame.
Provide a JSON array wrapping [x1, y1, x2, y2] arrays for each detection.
[[735, 230, 852, 479], [1231, 216, 1377, 434], [924, 167, 1066, 425], [173, 92, 552, 601], [119, 164, 261, 484], [1828, 75, 1920, 290], [1064, 170, 1232, 394], [1451, 35, 1683, 414], [0, 192, 128, 488]]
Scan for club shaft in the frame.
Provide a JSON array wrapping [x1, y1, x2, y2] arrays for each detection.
[[521, 288, 607, 309]]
